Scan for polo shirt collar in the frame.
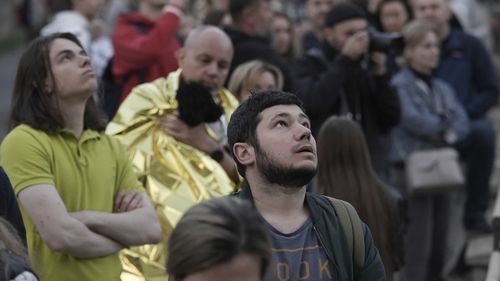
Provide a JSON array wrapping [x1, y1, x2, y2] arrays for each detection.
[[59, 128, 101, 142]]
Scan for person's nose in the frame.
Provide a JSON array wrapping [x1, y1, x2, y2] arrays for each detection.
[[79, 53, 91, 68], [206, 62, 218, 76], [422, 7, 433, 18], [295, 123, 312, 141]]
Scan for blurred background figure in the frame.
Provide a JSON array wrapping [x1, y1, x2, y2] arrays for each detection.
[[106, 0, 186, 118], [315, 116, 404, 281], [301, 0, 336, 53], [411, 0, 498, 233], [167, 197, 271, 281], [451, 0, 493, 52], [271, 12, 299, 63], [375, 0, 411, 75], [40, 0, 110, 76], [203, 8, 231, 26], [227, 60, 283, 102], [0, 217, 38, 281], [389, 20, 470, 281], [293, 2, 401, 178], [224, 0, 292, 91], [376, 0, 411, 33]]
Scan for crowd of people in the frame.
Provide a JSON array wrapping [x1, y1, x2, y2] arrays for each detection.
[[2, 0, 499, 280]]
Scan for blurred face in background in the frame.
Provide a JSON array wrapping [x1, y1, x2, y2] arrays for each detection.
[[75, 0, 107, 19], [249, 0, 273, 36], [379, 1, 409, 33], [324, 18, 368, 52], [239, 70, 279, 102], [178, 28, 233, 91], [272, 15, 293, 56], [307, 0, 335, 30], [405, 31, 440, 74], [412, 0, 451, 29]]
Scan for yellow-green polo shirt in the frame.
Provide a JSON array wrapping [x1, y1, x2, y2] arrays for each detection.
[[0, 124, 143, 281]]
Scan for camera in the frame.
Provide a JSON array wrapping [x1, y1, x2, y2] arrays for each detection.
[[368, 26, 404, 53]]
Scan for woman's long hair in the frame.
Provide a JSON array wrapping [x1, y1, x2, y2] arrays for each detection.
[[0, 217, 31, 279], [315, 116, 396, 279], [8, 32, 107, 133]]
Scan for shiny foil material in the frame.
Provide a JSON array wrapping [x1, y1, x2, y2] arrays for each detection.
[[106, 69, 240, 281]]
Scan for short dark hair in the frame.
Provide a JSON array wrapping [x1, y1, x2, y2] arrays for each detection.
[[8, 32, 107, 133], [229, 0, 261, 19], [167, 197, 271, 280], [227, 90, 304, 177]]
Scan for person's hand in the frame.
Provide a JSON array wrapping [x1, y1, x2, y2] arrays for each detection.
[[371, 52, 387, 75], [341, 30, 369, 60], [161, 114, 219, 153], [114, 189, 143, 213]]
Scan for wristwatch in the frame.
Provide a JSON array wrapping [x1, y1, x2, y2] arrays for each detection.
[[209, 149, 224, 163]]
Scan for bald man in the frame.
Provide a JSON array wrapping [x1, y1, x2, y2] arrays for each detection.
[[106, 26, 239, 281]]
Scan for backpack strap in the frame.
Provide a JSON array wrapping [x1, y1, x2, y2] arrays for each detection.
[[326, 196, 365, 270]]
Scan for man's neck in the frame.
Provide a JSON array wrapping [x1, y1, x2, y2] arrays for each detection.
[[231, 21, 255, 37], [247, 175, 310, 234], [60, 101, 87, 139]]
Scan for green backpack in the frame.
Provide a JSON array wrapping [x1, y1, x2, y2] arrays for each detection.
[[327, 197, 365, 270]]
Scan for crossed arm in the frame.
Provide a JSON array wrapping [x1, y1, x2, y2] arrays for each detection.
[[19, 184, 161, 259]]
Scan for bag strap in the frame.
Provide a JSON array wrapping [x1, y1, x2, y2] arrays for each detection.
[[326, 196, 365, 270]]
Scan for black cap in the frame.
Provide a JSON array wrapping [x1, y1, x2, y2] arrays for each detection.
[[324, 3, 366, 28]]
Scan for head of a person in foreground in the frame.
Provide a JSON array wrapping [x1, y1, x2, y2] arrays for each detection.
[[166, 197, 272, 281]]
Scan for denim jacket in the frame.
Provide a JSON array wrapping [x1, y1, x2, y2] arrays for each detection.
[[389, 68, 470, 163]]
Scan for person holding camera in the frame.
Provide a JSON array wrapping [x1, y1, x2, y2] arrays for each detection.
[[293, 2, 400, 178], [106, 25, 240, 281]]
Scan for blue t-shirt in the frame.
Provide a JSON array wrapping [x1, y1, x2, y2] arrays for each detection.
[[264, 218, 333, 281]]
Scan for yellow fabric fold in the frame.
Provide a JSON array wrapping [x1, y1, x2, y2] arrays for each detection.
[[106, 69, 239, 281]]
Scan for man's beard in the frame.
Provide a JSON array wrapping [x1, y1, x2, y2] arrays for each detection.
[[255, 145, 317, 188]]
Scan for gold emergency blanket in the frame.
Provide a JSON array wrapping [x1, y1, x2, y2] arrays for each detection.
[[106, 69, 239, 281]]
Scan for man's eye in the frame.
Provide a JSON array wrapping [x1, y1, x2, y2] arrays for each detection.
[[276, 121, 287, 128], [199, 57, 211, 64], [218, 62, 228, 70]]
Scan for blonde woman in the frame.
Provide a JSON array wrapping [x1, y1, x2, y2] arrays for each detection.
[[227, 60, 283, 102]]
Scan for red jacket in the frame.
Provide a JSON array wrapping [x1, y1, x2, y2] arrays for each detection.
[[112, 11, 180, 103]]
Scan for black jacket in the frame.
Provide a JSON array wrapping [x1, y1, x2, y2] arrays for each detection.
[[0, 167, 26, 243], [292, 43, 401, 175], [234, 183, 386, 281], [223, 27, 292, 91]]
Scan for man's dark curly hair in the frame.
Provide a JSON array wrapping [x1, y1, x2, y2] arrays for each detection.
[[227, 90, 305, 177]]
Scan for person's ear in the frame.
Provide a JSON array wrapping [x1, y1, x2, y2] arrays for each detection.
[[233, 142, 255, 167], [43, 79, 54, 95]]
